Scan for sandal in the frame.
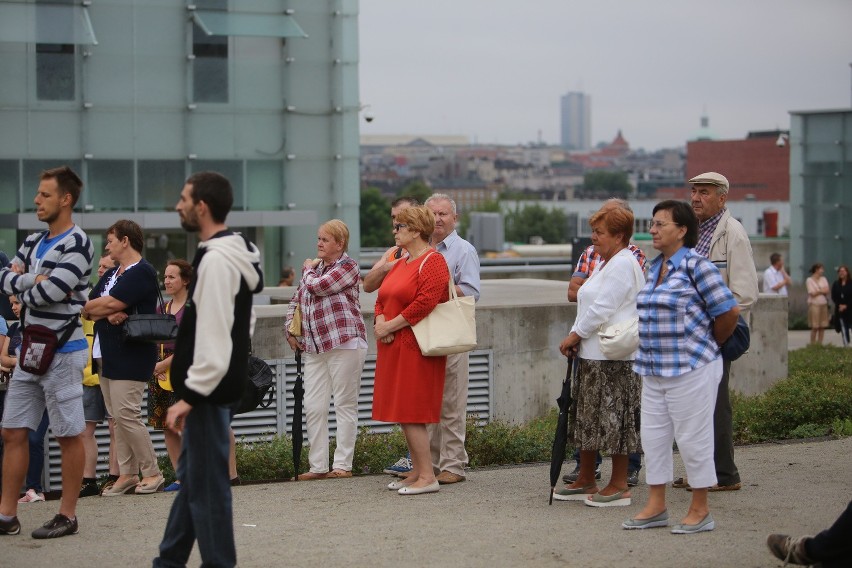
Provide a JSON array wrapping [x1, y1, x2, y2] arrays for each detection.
[[327, 469, 353, 479]]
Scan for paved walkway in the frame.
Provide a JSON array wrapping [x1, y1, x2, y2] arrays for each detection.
[[3, 332, 849, 567], [3, 436, 851, 567]]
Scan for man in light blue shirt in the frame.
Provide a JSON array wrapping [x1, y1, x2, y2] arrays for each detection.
[[425, 194, 480, 484]]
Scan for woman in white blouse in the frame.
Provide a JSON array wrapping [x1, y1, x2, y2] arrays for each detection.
[[806, 263, 830, 345], [555, 205, 645, 507]]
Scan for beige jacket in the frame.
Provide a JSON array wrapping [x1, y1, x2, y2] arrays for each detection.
[[706, 209, 759, 317]]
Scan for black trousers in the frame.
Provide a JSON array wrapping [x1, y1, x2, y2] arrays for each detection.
[[713, 358, 740, 486], [805, 501, 852, 567]]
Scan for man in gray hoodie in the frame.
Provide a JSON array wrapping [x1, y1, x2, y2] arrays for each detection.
[[153, 171, 263, 568]]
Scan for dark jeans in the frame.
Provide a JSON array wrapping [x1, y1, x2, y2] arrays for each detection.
[[805, 501, 852, 567], [573, 448, 642, 472], [154, 402, 235, 568], [713, 358, 740, 486], [26, 411, 50, 493]]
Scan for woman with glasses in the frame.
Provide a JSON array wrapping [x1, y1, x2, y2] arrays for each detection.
[[372, 206, 450, 496], [623, 200, 739, 534]]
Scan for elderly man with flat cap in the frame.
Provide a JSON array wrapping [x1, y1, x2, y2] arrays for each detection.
[[678, 172, 758, 492]]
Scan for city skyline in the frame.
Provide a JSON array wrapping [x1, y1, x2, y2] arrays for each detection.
[[360, 0, 852, 151]]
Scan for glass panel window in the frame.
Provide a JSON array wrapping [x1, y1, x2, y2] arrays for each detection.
[[138, 160, 185, 211], [192, 160, 243, 210], [247, 161, 283, 210], [36, 43, 75, 100], [0, 160, 20, 214], [22, 160, 81, 212], [193, 23, 228, 103], [86, 160, 134, 212]]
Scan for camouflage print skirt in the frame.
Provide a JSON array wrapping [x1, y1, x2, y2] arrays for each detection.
[[567, 358, 642, 455]]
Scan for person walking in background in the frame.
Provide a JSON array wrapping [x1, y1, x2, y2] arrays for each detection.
[[564, 198, 645, 488], [555, 205, 644, 506], [284, 220, 367, 481], [154, 171, 263, 567], [831, 265, 852, 347], [805, 263, 830, 345], [624, 200, 739, 534], [685, 172, 759, 494], [373, 205, 450, 495], [763, 252, 792, 296], [0, 165, 94, 539], [83, 220, 162, 496], [149, 259, 193, 491]]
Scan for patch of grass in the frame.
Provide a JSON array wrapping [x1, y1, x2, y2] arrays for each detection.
[[733, 345, 852, 444]]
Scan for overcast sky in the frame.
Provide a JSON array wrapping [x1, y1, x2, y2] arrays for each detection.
[[359, 0, 852, 151]]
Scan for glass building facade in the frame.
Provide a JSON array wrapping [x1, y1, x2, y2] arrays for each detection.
[[0, 0, 362, 283], [789, 109, 852, 281]]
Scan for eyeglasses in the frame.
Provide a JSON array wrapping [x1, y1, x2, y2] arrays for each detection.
[[393, 223, 408, 232], [650, 221, 679, 230]]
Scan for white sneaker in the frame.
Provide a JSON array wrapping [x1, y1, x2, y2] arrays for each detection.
[[18, 489, 45, 503]]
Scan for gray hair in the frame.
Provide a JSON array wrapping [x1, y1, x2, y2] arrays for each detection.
[[425, 193, 457, 215], [603, 198, 632, 212]]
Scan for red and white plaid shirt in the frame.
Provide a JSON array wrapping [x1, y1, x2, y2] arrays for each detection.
[[284, 254, 366, 353]]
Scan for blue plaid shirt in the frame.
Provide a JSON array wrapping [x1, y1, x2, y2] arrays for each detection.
[[634, 247, 737, 378]]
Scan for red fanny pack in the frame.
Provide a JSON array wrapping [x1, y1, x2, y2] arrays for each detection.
[[19, 322, 77, 376]]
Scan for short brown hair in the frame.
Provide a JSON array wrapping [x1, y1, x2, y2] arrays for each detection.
[[395, 205, 435, 242], [166, 258, 194, 284], [319, 219, 350, 252], [41, 166, 83, 207], [107, 219, 145, 253], [589, 205, 635, 245]]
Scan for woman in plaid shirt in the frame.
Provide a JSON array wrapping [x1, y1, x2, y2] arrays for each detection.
[[623, 201, 740, 535], [284, 220, 367, 480]]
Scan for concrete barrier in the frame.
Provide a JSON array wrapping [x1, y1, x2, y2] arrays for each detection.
[[255, 281, 788, 422]]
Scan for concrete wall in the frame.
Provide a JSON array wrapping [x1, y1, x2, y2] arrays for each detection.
[[255, 280, 789, 423]]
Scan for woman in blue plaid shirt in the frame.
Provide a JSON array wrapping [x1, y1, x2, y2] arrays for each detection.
[[623, 201, 740, 535]]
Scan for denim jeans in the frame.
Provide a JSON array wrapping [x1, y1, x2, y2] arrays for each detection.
[[26, 411, 50, 493], [573, 448, 642, 472], [153, 402, 235, 568]]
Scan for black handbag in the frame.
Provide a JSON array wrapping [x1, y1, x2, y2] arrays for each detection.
[[234, 355, 275, 415], [122, 267, 179, 344], [720, 315, 750, 361], [687, 259, 750, 361]]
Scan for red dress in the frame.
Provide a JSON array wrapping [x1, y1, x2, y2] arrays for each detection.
[[372, 251, 450, 423]]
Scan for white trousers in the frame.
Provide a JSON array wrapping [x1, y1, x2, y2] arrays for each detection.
[[641, 358, 722, 488], [303, 347, 366, 473]]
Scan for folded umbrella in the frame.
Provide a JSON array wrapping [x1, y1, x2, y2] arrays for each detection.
[[291, 349, 305, 479], [549, 358, 574, 505]]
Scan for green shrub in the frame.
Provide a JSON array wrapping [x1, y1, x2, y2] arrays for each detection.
[[733, 345, 852, 443]]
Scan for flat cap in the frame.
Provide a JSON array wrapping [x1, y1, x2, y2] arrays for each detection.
[[688, 172, 729, 191]]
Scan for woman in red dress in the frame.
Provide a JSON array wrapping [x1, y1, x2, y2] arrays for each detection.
[[373, 205, 449, 496]]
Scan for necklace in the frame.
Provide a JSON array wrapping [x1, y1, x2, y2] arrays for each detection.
[[407, 245, 430, 261]]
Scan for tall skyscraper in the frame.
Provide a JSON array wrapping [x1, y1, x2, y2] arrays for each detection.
[[560, 92, 591, 150]]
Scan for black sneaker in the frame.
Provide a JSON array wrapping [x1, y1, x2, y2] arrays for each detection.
[[0, 515, 21, 535], [562, 465, 602, 484], [31, 514, 78, 539], [79, 482, 100, 498], [627, 470, 640, 487]]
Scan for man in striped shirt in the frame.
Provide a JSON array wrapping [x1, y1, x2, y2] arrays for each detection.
[[0, 166, 94, 539]]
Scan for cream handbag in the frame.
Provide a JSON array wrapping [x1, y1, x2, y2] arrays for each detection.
[[411, 253, 477, 356], [595, 252, 644, 360]]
